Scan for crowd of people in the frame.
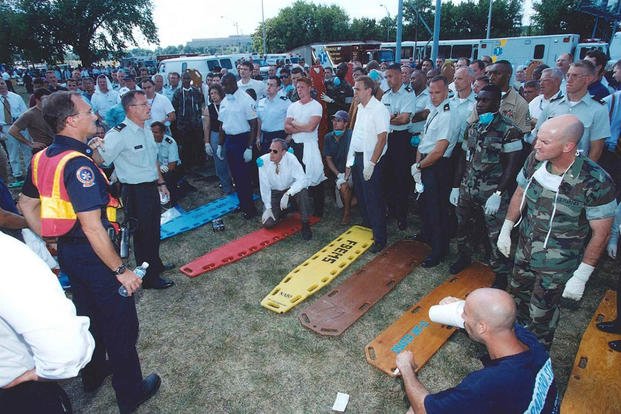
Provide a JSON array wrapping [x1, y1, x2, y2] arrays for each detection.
[[1, 49, 621, 414]]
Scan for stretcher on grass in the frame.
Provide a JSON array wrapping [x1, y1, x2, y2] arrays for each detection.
[[180, 214, 319, 278], [261, 226, 373, 314], [561, 290, 621, 414], [299, 240, 430, 336], [365, 262, 494, 376]]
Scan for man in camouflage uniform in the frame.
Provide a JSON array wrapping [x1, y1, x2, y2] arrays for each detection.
[[497, 114, 616, 349], [450, 85, 524, 290]]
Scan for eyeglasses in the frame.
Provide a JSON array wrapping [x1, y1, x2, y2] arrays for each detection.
[[270, 149, 280, 154]]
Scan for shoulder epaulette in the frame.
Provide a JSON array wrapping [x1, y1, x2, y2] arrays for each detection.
[[443, 103, 450, 111], [280, 95, 288, 101], [114, 122, 126, 131], [550, 94, 563, 102], [404, 86, 412, 93], [164, 136, 173, 144], [592, 97, 606, 105], [384, 88, 391, 94]]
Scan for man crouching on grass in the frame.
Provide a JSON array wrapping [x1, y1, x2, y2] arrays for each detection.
[[395, 288, 559, 414]]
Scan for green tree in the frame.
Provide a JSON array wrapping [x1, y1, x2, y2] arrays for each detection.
[[252, 0, 350, 52], [531, 0, 597, 38], [349, 18, 384, 41]]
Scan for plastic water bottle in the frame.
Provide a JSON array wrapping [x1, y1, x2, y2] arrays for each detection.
[[118, 262, 149, 297]]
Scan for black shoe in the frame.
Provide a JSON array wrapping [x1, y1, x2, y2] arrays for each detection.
[[162, 263, 176, 272], [370, 242, 385, 254], [124, 373, 161, 413], [398, 220, 407, 231], [491, 274, 508, 290], [597, 320, 621, 334], [609, 340, 621, 352], [301, 222, 312, 240], [143, 277, 175, 290], [449, 255, 471, 274], [421, 255, 442, 268], [406, 233, 429, 243], [82, 363, 111, 393]]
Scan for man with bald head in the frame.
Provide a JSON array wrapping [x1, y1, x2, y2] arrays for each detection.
[[497, 114, 616, 349], [396, 288, 559, 414]]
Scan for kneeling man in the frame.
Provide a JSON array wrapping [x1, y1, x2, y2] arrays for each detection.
[[258, 138, 313, 240]]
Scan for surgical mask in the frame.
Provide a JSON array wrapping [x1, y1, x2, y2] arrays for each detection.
[[479, 112, 494, 125], [333, 76, 341, 87], [333, 129, 344, 136], [532, 162, 562, 192]]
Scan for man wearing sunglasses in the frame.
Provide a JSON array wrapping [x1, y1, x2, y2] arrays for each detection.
[[258, 138, 313, 240]]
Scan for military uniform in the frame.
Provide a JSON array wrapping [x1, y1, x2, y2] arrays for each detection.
[[100, 119, 170, 288], [469, 87, 531, 134], [257, 94, 290, 154], [510, 152, 617, 348], [417, 98, 456, 260], [381, 84, 416, 226], [534, 93, 610, 156], [157, 134, 183, 203], [455, 113, 523, 281]]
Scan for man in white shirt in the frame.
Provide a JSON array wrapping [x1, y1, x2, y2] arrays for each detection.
[[91, 74, 120, 126], [258, 138, 312, 240], [141, 78, 175, 127], [345, 75, 390, 253], [0, 79, 28, 179], [237, 61, 266, 100], [285, 76, 326, 217], [0, 232, 94, 412]]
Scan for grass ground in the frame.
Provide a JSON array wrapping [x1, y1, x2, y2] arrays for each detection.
[[5, 83, 617, 412], [48, 169, 617, 414]]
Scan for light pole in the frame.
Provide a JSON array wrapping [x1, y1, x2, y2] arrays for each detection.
[[380, 3, 391, 41], [261, 0, 267, 55], [220, 16, 240, 52], [486, 0, 493, 39]]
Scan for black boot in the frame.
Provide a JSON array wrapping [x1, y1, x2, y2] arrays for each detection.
[[301, 222, 312, 240], [449, 254, 471, 274]]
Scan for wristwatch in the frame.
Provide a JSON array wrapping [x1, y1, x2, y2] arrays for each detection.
[[113, 264, 127, 276]]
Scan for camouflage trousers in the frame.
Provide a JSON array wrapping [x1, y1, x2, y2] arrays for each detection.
[[455, 189, 513, 278], [509, 238, 577, 350]]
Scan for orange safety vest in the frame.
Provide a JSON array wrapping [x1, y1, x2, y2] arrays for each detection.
[[31, 149, 120, 237]]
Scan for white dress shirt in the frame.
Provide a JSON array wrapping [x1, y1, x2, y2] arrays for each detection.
[[258, 151, 308, 209]]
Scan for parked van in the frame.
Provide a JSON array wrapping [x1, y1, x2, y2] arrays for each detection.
[[157, 55, 240, 85]]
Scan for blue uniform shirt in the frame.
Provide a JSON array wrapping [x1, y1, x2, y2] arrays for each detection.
[[22, 135, 111, 239], [424, 324, 559, 414]]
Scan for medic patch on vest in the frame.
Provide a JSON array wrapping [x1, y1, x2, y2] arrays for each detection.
[[76, 166, 95, 187]]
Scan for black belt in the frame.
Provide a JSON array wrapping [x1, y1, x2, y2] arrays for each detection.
[[123, 181, 158, 187], [224, 132, 249, 138]]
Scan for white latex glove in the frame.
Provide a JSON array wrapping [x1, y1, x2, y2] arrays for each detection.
[[204, 142, 213, 157], [336, 172, 346, 188], [159, 164, 169, 173], [562, 263, 595, 301], [607, 240, 618, 259], [410, 163, 421, 180], [262, 208, 275, 224], [280, 192, 290, 210], [497, 219, 514, 258], [449, 188, 460, 206], [415, 182, 424, 194], [216, 145, 224, 160], [484, 192, 502, 215], [243, 147, 252, 163], [363, 162, 375, 181], [320, 92, 335, 103]]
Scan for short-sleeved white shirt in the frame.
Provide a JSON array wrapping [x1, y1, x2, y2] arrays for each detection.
[[219, 88, 257, 135], [286, 99, 323, 144]]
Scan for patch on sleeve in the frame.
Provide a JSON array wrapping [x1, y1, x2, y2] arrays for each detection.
[[76, 166, 95, 187]]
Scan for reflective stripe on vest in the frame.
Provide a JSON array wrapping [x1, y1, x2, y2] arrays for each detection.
[[32, 150, 117, 237]]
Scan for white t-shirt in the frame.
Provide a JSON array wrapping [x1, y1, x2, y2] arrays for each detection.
[[146, 93, 174, 126], [238, 78, 267, 100], [286, 99, 322, 144]]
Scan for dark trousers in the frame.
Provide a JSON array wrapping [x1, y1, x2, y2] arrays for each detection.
[[352, 152, 387, 246], [122, 182, 164, 282], [260, 130, 286, 154], [263, 188, 312, 227], [420, 157, 451, 258], [225, 133, 257, 216], [290, 141, 325, 216], [176, 126, 205, 168], [163, 166, 185, 205], [0, 381, 72, 414], [384, 130, 413, 223], [598, 149, 621, 202], [58, 241, 143, 413]]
